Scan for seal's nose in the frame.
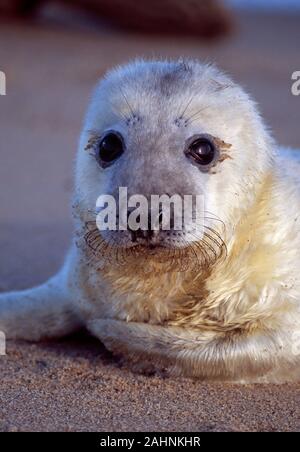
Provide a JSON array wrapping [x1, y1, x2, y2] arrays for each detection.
[[127, 208, 165, 243]]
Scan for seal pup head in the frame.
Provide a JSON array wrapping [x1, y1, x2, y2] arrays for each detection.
[[75, 59, 275, 272]]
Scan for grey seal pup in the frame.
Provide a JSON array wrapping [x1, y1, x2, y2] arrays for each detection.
[[0, 59, 300, 382]]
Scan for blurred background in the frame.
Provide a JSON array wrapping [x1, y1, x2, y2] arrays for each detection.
[[0, 0, 299, 291]]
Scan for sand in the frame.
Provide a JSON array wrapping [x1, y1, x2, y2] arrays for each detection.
[[0, 9, 299, 431]]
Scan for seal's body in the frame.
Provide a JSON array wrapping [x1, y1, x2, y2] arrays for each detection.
[[1, 60, 300, 382]]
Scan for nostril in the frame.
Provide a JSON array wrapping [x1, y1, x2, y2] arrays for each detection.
[[150, 208, 163, 231], [148, 215, 152, 232], [152, 208, 175, 231], [127, 210, 147, 241], [158, 209, 163, 228], [126, 207, 172, 242], [129, 228, 152, 242]]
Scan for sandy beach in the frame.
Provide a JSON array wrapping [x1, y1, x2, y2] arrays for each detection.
[[0, 9, 299, 431]]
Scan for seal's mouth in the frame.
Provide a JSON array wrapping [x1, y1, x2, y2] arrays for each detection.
[[81, 220, 227, 273], [123, 237, 176, 251], [129, 242, 176, 256]]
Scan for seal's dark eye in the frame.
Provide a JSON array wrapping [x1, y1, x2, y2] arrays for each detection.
[[98, 132, 124, 165], [185, 137, 216, 166]]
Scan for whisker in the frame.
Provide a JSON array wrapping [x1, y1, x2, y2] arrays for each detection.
[[184, 106, 209, 124], [81, 206, 227, 273], [189, 230, 216, 262], [109, 102, 129, 123], [178, 94, 195, 120], [119, 87, 135, 119], [204, 225, 227, 257]]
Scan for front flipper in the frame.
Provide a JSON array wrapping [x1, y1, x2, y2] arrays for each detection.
[[88, 318, 300, 382], [0, 270, 82, 341]]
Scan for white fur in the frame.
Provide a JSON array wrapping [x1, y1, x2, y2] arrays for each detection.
[[0, 59, 299, 382]]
